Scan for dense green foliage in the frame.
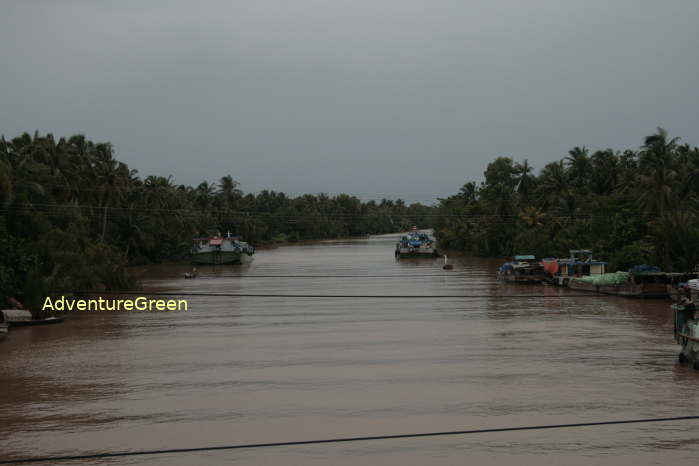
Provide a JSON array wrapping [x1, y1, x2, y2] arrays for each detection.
[[0, 132, 434, 307], [435, 128, 699, 272]]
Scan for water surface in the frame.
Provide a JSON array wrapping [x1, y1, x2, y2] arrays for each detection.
[[1, 234, 697, 465]]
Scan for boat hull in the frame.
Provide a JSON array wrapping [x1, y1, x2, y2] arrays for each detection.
[[8, 317, 64, 327], [569, 279, 668, 298], [395, 248, 439, 259], [192, 250, 249, 265], [499, 273, 546, 284]]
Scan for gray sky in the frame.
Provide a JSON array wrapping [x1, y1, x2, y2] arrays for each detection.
[[2, 0, 698, 204]]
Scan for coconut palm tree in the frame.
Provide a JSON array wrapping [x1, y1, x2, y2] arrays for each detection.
[[564, 146, 590, 188], [514, 159, 535, 199]]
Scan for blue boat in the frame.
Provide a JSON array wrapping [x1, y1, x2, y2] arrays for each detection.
[[497, 255, 545, 283], [395, 228, 439, 259]]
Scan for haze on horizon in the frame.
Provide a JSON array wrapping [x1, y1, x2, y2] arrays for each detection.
[[2, 0, 698, 204]]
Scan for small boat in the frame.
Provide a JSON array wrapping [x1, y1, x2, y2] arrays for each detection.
[[0, 310, 65, 328], [673, 301, 699, 369], [497, 255, 545, 283], [191, 231, 255, 265], [540, 250, 607, 287], [395, 228, 439, 259]]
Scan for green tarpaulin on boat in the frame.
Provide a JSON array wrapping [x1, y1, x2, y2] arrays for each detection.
[[573, 271, 630, 285]]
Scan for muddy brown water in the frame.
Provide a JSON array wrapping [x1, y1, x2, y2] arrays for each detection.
[[1, 233, 698, 465]]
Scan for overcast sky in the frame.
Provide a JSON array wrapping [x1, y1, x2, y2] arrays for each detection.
[[2, 0, 698, 203]]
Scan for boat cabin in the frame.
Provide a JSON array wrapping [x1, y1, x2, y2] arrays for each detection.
[[541, 250, 607, 286]]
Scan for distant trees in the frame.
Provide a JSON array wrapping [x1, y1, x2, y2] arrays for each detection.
[[435, 128, 699, 273], [0, 132, 436, 307]]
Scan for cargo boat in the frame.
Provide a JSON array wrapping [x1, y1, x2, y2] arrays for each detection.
[[395, 229, 439, 259], [497, 255, 546, 283], [540, 249, 607, 287], [192, 231, 255, 265], [570, 266, 695, 299]]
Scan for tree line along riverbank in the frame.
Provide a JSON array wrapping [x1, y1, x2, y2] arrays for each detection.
[[3, 128, 698, 311], [0, 132, 435, 310], [433, 128, 699, 274]]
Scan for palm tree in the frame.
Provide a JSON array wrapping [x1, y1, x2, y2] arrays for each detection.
[[640, 127, 680, 169], [564, 146, 590, 188], [519, 206, 545, 228], [514, 159, 534, 198], [538, 161, 568, 207]]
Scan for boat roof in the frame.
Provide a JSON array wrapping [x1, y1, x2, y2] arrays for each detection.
[[0, 309, 33, 322], [514, 255, 535, 260]]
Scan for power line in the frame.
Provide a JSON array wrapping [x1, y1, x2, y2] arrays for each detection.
[[73, 291, 604, 299], [3, 415, 698, 464], [177, 274, 470, 278]]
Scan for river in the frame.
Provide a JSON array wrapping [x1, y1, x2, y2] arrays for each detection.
[[1, 233, 698, 465]]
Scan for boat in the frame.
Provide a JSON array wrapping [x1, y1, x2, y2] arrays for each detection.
[[667, 273, 699, 301], [673, 301, 699, 369], [0, 322, 7, 337], [570, 266, 694, 299], [191, 231, 255, 265], [540, 250, 607, 287], [497, 255, 545, 283], [395, 228, 439, 259], [0, 310, 65, 328]]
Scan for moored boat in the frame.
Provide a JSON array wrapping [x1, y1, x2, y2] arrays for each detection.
[[667, 273, 699, 302], [497, 255, 545, 283], [191, 231, 255, 265], [0, 310, 65, 328], [570, 266, 693, 299], [673, 301, 699, 369], [395, 228, 438, 259], [540, 249, 607, 287]]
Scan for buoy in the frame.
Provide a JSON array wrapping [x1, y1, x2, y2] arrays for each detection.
[[442, 255, 454, 270]]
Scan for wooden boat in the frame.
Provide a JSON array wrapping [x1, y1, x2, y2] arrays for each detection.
[[0, 310, 65, 328], [540, 250, 607, 287], [497, 255, 545, 283], [9, 317, 64, 327]]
